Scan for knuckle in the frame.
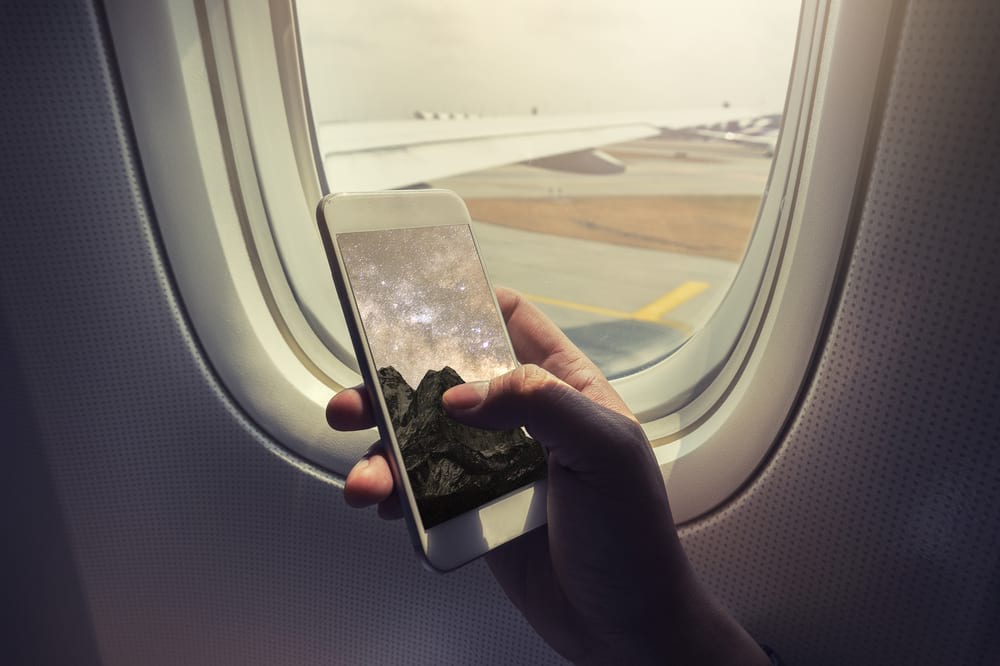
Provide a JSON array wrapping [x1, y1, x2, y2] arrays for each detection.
[[502, 363, 557, 399]]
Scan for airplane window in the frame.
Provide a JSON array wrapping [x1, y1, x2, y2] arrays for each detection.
[[105, 0, 885, 508], [296, 1, 800, 379]]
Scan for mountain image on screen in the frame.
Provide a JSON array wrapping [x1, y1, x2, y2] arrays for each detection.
[[378, 365, 547, 528]]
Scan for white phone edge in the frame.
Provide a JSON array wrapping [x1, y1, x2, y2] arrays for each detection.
[[316, 189, 548, 572]]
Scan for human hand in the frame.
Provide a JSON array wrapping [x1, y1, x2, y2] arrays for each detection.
[[327, 288, 768, 665]]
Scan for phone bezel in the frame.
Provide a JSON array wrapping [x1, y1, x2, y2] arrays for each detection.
[[317, 189, 547, 571]]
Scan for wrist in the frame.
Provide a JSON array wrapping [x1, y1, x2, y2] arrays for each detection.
[[633, 577, 771, 666]]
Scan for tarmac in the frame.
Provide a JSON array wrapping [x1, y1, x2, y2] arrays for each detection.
[[430, 137, 773, 377]]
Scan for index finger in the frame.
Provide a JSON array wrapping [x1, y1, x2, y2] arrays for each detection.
[[495, 287, 627, 413], [496, 286, 586, 371]]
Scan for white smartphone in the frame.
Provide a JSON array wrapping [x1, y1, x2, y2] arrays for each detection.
[[317, 190, 548, 571]]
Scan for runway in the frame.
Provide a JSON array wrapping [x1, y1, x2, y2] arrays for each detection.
[[430, 137, 772, 377]]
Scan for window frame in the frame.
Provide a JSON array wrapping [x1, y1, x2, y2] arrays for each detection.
[[105, 0, 899, 521]]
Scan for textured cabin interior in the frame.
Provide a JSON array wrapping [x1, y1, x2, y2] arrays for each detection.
[[1, 0, 997, 663]]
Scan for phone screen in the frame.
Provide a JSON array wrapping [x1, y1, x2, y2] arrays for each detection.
[[337, 223, 547, 528]]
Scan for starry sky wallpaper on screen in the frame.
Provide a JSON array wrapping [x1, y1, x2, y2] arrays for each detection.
[[337, 224, 514, 388]]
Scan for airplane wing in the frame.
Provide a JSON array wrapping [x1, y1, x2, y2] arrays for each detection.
[[316, 108, 762, 192]]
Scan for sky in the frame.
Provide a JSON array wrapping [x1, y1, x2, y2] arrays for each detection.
[[298, 0, 802, 122], [338, 225, 515, 389]]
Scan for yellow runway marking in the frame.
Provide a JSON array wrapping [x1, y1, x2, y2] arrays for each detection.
[[522, 293, 634, 321], [522, 281, 710, 335], [631, 281, 710, 322]]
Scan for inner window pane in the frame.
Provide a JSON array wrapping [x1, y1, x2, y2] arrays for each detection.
[[297, 0, 801, 378]]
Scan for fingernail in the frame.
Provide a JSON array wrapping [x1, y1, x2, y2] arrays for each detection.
[[355, 456, 370, 470], [443, 381, 489, 410]]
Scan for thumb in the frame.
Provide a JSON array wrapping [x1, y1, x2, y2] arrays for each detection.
[[442, 364, 651, 474]]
